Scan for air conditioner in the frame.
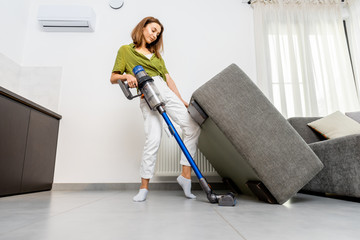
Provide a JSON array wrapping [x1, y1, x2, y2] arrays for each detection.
[[38, 5, 96, 32]]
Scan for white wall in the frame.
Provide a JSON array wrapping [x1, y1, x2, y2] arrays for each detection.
[[9, 0, 256, 183], [0, 53, 21, 91], [0, 0, 62, 112], [0, 0, 30, 63], [0, 0, 28, 95]]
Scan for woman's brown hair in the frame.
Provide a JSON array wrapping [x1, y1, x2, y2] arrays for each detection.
[[131, 16, 164, 59]]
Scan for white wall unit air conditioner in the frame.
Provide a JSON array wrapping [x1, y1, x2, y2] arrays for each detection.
[[38, 5, 96, 32]]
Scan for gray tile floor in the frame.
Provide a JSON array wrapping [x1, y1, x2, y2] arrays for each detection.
[[0, 190, 359, 240]]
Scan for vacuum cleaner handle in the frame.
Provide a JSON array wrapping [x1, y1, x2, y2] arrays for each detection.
[[118, 80, 142, 100]]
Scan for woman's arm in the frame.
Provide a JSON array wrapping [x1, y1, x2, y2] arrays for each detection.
[[110, 72, 137, 88], [165, 73, 189, 108]]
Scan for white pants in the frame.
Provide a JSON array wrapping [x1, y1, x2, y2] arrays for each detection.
[[139, 76, 201, 179]]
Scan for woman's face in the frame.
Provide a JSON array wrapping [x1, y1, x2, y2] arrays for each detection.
[[143, 22, 162, 44]]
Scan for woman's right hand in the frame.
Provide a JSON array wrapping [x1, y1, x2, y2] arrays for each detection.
[[126, 74, 138, 88]]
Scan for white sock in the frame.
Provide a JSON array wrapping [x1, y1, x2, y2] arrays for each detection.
[[133, 188, 148, 202], [177, 175, 196, 199]]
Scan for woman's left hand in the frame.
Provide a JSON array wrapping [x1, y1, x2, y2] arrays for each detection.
[[183, 101, 189, 108]]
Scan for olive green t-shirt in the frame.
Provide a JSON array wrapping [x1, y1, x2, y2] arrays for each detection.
[[112, 43, 168, 81]]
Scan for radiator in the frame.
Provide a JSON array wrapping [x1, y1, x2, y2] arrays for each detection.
[[155, 127, 218, 176]]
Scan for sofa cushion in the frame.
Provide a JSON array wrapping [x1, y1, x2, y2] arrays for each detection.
[[307, 111, 360, 139], [303, 134, 360, 198]]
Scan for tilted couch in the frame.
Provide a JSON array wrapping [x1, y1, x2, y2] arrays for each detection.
[[188, 64, 324, 204], [288, 114, 360, 198]]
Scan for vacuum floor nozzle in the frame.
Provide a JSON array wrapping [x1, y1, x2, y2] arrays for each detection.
[[218, 193, 236, 206], [201, 178, 236, 206]]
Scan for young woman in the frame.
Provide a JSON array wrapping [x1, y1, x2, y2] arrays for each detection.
[[110, 16, 201, 202]]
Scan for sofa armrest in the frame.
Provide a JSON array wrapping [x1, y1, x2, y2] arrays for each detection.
[[304, 134, 360, 197], [288, 117, 325, 144], [309, 133, 360, 154]]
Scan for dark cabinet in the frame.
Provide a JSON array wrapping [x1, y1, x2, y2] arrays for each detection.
[[0, 87, 61, 197], [0, 96, 30, 196]]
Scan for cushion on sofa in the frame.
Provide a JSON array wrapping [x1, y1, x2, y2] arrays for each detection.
[[307, 111, 360, 139]]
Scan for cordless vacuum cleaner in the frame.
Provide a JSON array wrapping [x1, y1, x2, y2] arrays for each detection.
[[118, 66, 236, 206]]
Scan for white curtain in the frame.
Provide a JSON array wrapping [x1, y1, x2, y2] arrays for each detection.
[[346, 0, 360, 99], [253, 0, 360, 118]]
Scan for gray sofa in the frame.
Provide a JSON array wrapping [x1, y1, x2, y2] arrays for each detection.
[[188, 64, 324, 204], [288, 115, 360, 198]]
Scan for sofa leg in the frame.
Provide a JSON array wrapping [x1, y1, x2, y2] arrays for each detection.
[[246, 181, 278, 204], [222, 178, 242, 194]]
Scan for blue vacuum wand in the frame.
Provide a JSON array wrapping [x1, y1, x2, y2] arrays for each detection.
[[118, 65, 236, 206]]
